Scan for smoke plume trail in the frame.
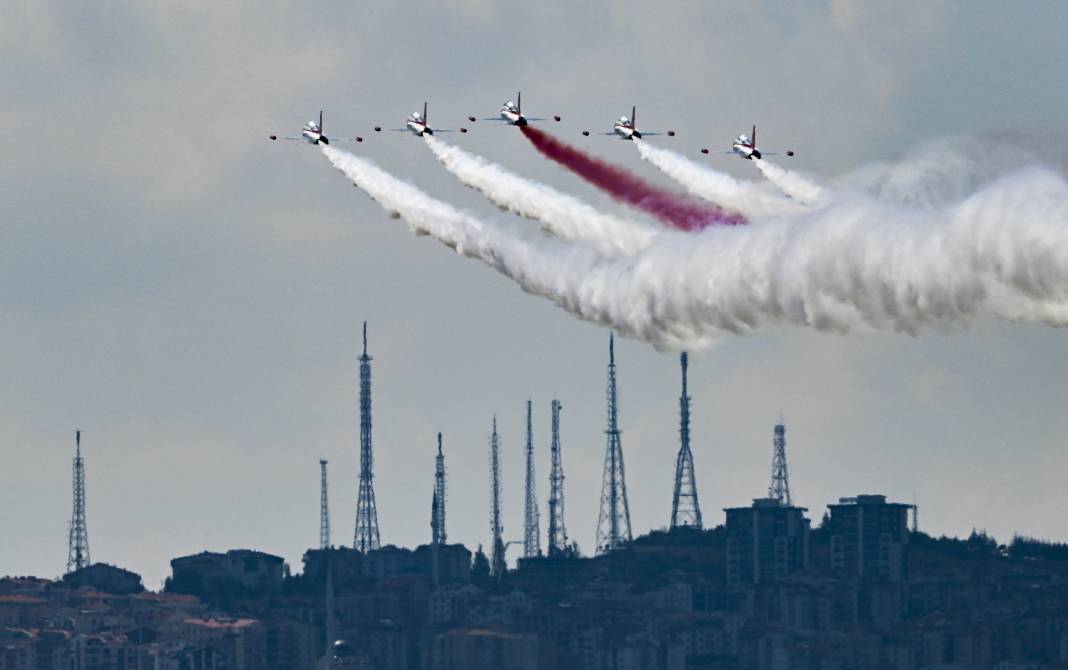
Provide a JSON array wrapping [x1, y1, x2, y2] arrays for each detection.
[[753, 158, 824, 204], [323, 146, 1068, 350], [633, 139, 800, 217], [319, 146, 699, 344], [842, 132, 1068, 209], [519, 126, 747, 230], [423, 135, 657, 256]]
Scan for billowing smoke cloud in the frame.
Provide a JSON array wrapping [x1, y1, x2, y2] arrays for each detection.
[[323, 145, 1068, 351], [519, 126, 747, 230], [633, 139, 800, 217], [423, 135, 657, 256], [841, 131, 1068, 209], [753, 159, 824, 204]]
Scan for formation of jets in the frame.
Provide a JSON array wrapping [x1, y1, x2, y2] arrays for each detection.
[[269, 93, 795, 159]]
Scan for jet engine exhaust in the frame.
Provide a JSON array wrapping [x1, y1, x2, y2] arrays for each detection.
[[423, 135, 657, 256], [753, 158, 823, 204], [321, 132, 1068, 351], [519, 125, 746, 230], [633, 140, 801, 217]]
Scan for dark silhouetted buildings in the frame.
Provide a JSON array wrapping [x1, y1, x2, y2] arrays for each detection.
[[725, 498, 810, 585], [827, 494, 911, 582], [7, 493, 1068, 669]]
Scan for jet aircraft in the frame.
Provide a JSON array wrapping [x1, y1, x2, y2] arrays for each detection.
[[372, 103, 467, 137], [700, 125, 792, 160], [581, 106, 675, 140], [466, 92, 561, 127], [269, 111, 362, 144]]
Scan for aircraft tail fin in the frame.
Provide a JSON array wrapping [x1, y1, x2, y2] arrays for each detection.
[[424, 102, 428, 125], [751, 124, 756, 148], [517, 91, 522, 115], [320, 110, 324, 133], [632, 105, 636, 127]]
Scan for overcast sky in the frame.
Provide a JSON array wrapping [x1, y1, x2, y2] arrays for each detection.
[[3, 2, 1068, 588]]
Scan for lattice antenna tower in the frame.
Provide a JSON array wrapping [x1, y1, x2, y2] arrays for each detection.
[[354, 321, 381, 552], [433, 433, 447, 545], [596, 333, 632, 554], [671, 352, 703, 529], [489, 417, 506, 577], [320, 459, 331, 549], [768, 420, 792, 506], [546, 399, 568, 556], [523, 400, 541, 558], [67, 430, 90, 574]]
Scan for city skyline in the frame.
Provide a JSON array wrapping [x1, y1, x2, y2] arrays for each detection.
[[36, 429, 1024, 585], [3, 2, 1068, 591], [8, 320, 1068, 589], [10, 489, 1067, 669], [28, 334, 1047, 586]]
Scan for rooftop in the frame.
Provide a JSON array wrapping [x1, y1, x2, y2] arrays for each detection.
[[182, 617, 260, 629]]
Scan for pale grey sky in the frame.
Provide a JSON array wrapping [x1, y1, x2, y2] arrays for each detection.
[[2, 2, 1067, 588]]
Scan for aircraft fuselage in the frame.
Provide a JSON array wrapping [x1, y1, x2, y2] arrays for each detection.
[[302, 128, 328, 145], [500, 109, 527, 126], [406, 120, 432, 136], [732, 143, 760, 160]]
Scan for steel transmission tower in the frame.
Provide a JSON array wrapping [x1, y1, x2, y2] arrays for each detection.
[[354, 322, 380, 552], [523, 400, 541, 558], [67, 430, 90, 573], [489, 417, 506, 576], [671, 353, 703, 529], [546, 399, 568, 556], [320, 459, 331, 549], [768, 421, 792, 506], [432, 433, 447, 545], [596, 333, 632, 554]]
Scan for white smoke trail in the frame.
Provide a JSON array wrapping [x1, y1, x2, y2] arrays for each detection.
[[424, 135, 657, 256], [841, 132, 1068, 209], [323, 146, 1068, 350], [320, 146, 713, 346], [753, 158, 824, 204], [633, 139, 800, 217]]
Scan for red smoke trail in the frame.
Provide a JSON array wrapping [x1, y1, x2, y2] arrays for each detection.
[[520, 126, 746, 229]]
